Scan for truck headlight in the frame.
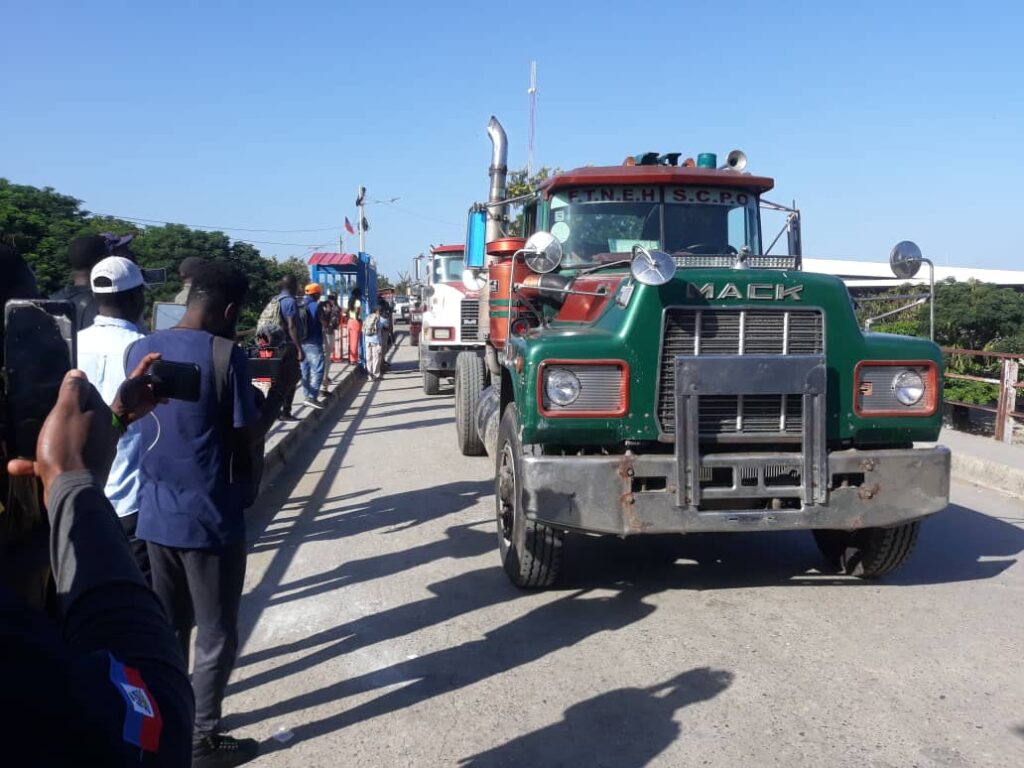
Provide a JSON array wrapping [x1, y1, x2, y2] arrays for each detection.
[[892, 370, 925, 406], [538, 361, 630, 417], [854, 361, 938, 416], [545, 369, 581, 406]]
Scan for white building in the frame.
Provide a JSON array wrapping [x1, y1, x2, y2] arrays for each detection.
[[804, 258, 1024, 290]]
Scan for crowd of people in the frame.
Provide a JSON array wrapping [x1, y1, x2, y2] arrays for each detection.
[[1, 234, 397, 767]]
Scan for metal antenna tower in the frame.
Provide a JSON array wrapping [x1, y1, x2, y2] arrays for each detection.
[[527, 61, 537, 176]]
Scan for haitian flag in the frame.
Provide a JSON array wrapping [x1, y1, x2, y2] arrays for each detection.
[[108, 653, 163, 752], [344, 217, 356, 235]]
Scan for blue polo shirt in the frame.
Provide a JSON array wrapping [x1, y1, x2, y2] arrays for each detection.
[[279, 290, 298, 338], [304, 296, 323, 346], [126, 329, 258, 549]]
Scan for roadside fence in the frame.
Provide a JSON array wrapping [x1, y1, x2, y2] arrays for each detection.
[[943, 348, 1024, 443]]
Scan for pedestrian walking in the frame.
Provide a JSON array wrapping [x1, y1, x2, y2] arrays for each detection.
[[320, 292, 342, 397], [347, 288, 363, 365], [126, 261, 300, 768], [76, 256, 151, 581], [363, 305, 383, 379], [300, 283, 326, 409], [51, 235, 108, 330], [255, 275, 306, 421]]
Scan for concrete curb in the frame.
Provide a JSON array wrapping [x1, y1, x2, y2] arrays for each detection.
[[950, 451, 1024, 499], [260, 365, 363, 490]]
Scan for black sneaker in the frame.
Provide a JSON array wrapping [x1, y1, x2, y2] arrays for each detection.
[[192, 734, 259, 767]]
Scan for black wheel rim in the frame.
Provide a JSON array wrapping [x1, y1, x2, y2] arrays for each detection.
[[497, 441, 516, 548]]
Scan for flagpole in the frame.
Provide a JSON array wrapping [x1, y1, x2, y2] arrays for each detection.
[[357, 184, 367, 253]]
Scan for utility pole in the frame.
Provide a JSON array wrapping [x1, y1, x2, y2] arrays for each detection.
[[356, 184, 367, 253], [527, 61, 537, 177]]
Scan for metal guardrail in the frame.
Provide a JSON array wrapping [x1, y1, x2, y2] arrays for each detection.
[[943, 347, 1024, 443]]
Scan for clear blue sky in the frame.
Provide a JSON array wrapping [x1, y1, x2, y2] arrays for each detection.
[[2, 0, 1022, 279]]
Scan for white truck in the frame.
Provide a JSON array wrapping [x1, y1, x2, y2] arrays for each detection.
[[418, 244, 485, 394]]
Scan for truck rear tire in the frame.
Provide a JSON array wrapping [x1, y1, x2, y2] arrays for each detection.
[[423, 370, 441, 395], [495, 404, 563, 588], [813, 522, 921, 578], [455, 353, 486, 456]]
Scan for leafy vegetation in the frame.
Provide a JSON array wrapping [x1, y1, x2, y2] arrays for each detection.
[[0, 178, 309, 330]]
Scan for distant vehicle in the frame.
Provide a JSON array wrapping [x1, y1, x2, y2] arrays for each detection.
[[394, 294, 411, 323], [417, 244, 484, 395]]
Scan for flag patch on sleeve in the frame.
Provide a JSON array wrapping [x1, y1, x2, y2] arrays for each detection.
[[108, 653, 163, 752]]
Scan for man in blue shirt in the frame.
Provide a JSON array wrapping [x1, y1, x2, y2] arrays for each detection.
[[77, 256, 150, 579], [127, 261, 299, 768], [300, 283, 325, 408]]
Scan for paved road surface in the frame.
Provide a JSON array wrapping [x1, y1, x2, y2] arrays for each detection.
[[229, 334, 1024, 767]]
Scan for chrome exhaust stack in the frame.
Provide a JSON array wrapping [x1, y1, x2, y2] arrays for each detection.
[[486, 116, 508, 242]]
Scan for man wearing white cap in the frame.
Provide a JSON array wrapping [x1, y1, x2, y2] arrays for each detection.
[[77, 255, 151, 580]]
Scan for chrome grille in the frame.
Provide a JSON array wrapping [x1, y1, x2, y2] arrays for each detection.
[[460, 299, 480, 341], [659, 308, 824, 435]]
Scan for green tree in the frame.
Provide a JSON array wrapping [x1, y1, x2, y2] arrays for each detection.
[[506, 166, 560, 236], [394, 270, 412, 294], [377, 274, 393, 291], [0, 178, 91, 294], [0, 178, 318, 333]]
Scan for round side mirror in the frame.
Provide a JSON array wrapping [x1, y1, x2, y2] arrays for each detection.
[[462, 268, 487, 292], [630, 245, 677, 286], [522, 231, 563, 274], [889, 240, 923, 279]]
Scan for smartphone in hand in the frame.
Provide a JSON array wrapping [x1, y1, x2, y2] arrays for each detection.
[[149, 360, 201, 401]]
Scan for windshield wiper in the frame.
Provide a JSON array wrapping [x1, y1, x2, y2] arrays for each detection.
[[576, 259, 632, 276]]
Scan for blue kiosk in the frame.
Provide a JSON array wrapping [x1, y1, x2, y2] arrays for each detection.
[[307, 251, 378, 363]]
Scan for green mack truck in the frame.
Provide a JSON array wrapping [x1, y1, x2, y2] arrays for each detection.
[[457, 117, 950, 588]]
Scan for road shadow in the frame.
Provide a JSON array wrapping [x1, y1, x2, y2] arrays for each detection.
[[886, 500, 1024, 585], [248, 478, 487, 555], [227, 581, 666, 740], [458, 667, 733, 768], [361, 403, 448, 420], [553, 497, 1023, 590]]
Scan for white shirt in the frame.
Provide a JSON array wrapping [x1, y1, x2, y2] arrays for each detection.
[[77, 315, 146, 518]]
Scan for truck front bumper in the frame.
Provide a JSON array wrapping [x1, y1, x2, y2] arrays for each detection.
[[520, 446, 951, 535], [420, 346, 482, 374]]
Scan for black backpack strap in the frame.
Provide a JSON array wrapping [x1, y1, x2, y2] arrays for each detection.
[[122, 339, 140, 377], [211, 335, 235, 411]]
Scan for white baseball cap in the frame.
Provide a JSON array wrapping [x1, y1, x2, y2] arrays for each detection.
[[90, 256, 145, 294]]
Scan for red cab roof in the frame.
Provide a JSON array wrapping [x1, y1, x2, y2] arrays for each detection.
[[539, 165, 775, 197], [431, 244, 464, 255]]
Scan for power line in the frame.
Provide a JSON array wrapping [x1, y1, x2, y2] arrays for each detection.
[[91, 212, 343, 234]]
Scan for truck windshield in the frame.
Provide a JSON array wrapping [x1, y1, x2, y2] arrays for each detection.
[[549, 186, 761, 267], [432, 256, 465, 283]]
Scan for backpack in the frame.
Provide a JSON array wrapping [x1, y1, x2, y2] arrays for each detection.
[[211, 335, 265, 509], [364, 311, 380, 336], [256, 294, 307, 346]]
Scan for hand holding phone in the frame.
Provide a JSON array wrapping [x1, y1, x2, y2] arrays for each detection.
[[148, 360, 201, 402]]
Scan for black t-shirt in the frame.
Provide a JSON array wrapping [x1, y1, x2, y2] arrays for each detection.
[[51, 284, 98, 330]]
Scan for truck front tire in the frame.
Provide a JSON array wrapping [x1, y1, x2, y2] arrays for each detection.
[[495, 404, 563, 588], [813, 522, 921, 578], [455, 353, 486, 456]]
